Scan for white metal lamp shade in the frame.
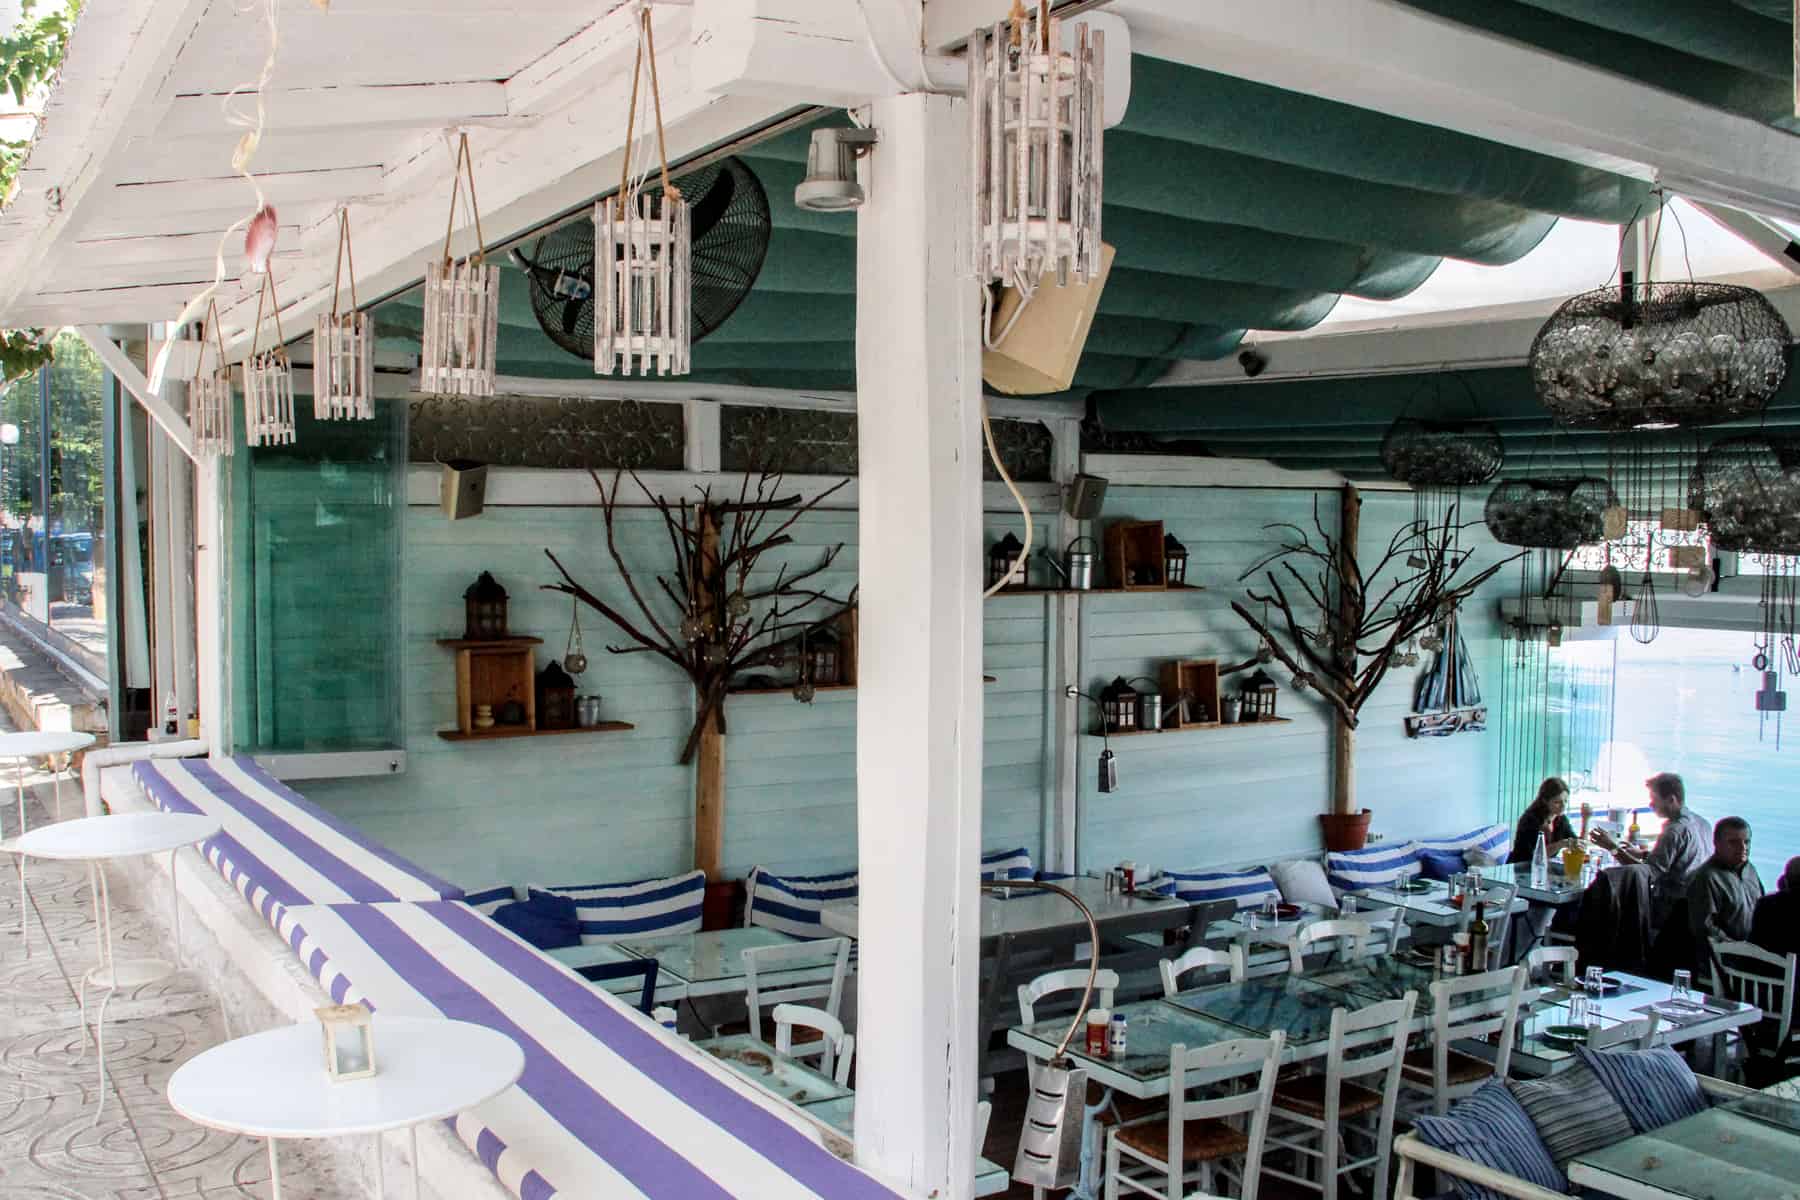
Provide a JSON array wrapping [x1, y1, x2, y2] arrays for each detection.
[[242, 349, 297, 447], [595, 190, 690, 377], [969, 4, 1104, 289], [313, 311, 375, 419], [421, 257, 500, 397]]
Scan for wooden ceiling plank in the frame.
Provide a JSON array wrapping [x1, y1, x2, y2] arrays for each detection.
[[156, 81, 510, 139]]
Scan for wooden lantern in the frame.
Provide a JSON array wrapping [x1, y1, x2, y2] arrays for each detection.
[[242, 273, 297, 447], [421, 134, 499, 397], [1099, 676, 1139, 734], [808, 626, 842, 687], [988, 532, 1028, 590], [464, 571, 509, 640], [1240, 668, 1280, 721], [536, 659, 577, 730], [1163, 533, 1189, 586], [316, 1003, 376, 1082]]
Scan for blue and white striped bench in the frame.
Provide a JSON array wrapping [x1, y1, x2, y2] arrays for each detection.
[[284, 900, 908, 1200], [131, 756, 463, 934]]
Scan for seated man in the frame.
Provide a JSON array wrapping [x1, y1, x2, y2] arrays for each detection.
[[1751, 857, 1800, 959], [1592, 772, 1711, 930], [1687, 817, 1764, 945]]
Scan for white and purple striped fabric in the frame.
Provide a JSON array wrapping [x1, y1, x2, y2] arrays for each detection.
[[1326, 842, 1423, 892], [745, 867, 858, 939], [1414, 824, 1511, 862], [979, 848, 1034, 882], [1150, 866, 1281, 910], [131, 757, 463, 933], [533, 872, 705, 943], [283, 900, 909, 1200]]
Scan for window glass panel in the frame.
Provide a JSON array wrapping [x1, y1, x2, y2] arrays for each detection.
[[45, 332, 107, 676], [0, 366, 43, 621]]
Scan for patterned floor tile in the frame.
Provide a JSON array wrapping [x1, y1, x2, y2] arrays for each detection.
[[0, 1087, 159, 1199]]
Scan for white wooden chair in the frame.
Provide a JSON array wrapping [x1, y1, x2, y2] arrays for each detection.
[[1399, 965, 1531, 1117], [1287, 918, 1382, 973], [771, 1002, 855, 1085], [743, 936, 852, 1043], [1712, 940, 1800, 1078], [1102, 1031, 1284, 1200], [1586, 1012, 1659, 1051], [1019, 967, 1119, 1025], [1160, 946, 1245, 997], [1357, 907, 1411, 955], [1264, 993, 1417, 1200], [1525, 944, 1578, 987]]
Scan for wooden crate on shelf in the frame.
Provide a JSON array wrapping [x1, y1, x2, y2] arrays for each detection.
[[1104, 520, 1166, 590], [1160, 659, 1222, 729], [439, 636, 539, 735]]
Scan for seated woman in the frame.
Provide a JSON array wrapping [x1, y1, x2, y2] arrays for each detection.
[[1508, 776, 1579, 865]]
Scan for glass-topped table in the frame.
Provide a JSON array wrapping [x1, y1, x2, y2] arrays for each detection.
[[1166, 972, 1366, 1048], [1008, 997, 1254, 1099], [1353, 876, 1529, 928], [616, 926, 819, 999], [1474, 862, 1587, 906], [695, 1033, 852, 1105], [799, 1095, 1011, 1196], [544, 943, 690, 1003], [1569, 1087, 1800, 1199]]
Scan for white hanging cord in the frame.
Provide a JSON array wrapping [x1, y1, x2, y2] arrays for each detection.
[[982, 395, 1034, 599], [149, 0, 281, 393], [980, 277, 1037, 352]]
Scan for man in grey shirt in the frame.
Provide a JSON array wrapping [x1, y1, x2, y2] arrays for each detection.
[[1592, 772, 1711, 928], [1687, 817, 1764, 944]]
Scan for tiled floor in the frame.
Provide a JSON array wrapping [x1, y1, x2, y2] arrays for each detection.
[[0, 759, 359, 1199]]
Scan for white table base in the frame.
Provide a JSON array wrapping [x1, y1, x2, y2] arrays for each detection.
[[14, 749, 79, 957], [262, 1124, 423, 1200]]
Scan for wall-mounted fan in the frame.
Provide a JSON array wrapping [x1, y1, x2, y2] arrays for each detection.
[[514, 156, 771, 360]]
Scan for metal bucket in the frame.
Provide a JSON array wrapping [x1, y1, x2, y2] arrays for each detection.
[[1065, 536, 1096, 590]]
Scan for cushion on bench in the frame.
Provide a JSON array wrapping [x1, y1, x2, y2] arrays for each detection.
[[1411, 1080, 1565, 1200], [1416, 824, 1511, 862], [533, 871, 705, 943], [745, 866, 857, 939], [131, 756, 463, 932], [283, 900, 905, 1200], [1150, 866, 1280, 911], [1326, 842, 1423, 892], [465, 886, 523, 917], [980, 847, 1034, 881], [1575, 1044, 1707, 1134]]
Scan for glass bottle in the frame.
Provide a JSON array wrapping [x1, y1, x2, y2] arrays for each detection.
[[1531, 830, 1549, 889], [1466, 902, 1489, 975]]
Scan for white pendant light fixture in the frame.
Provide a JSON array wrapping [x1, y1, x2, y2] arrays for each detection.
[[421, 132, 500, 397], [969, 0, 1104, 290], [313, 209, 375, 420], [242, 272, 297, 447], [189, 300, 234, 458], [595, 1, 690, 377]]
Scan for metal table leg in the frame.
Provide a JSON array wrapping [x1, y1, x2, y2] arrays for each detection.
[[16, 756, 27, 956], [268, 1138, 283, 1200]]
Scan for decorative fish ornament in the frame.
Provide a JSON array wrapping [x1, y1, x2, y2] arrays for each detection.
[[245, 205, 279, 273]]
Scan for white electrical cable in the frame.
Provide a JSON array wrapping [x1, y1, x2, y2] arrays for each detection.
[[980, 278, 1036, 352], [982, 394, 1034, 600]]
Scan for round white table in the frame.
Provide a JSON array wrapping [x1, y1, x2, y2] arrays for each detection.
[[0, 728, 97, 952], [167, 1016, 525, 1200], [3, 810, 220, 1121]]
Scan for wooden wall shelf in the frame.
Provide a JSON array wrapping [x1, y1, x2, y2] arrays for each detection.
[[989, 583, 1205, 599], [1095, 716, 1293, 738], [729, 676, 999, 697], [438, 722, 634, 742]]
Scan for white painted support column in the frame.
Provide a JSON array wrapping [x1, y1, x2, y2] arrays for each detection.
[[1046, 417, 1082, 872], [852, 92, 983, 1200], [193, 454, 225, 753]]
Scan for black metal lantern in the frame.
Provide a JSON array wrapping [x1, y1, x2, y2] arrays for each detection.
[[1099, 676, 1139, 733], [988, 532, 1027, 590], [1163, 533, 1189, 586], [1239, 669, 1279, 722], [808, 626, 842, 687], [536, 659, 576, 730], [463, 571, 509, 640]]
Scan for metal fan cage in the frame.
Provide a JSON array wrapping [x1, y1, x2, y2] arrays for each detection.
[[1483, 476, 1618, 549], [1379, 418, 1505, 486], [1530, 282, 1790, 431], [1690, 435, 1800, 555]]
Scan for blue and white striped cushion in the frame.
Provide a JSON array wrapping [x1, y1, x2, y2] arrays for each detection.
[[535, 871, 705, 943], [464, 886, 522, 917], [1411, 1079, 1565, 1200], [745, 866, 857, 939], [980, 847, 1034, 881], [1416, 824, 1510, 860], [1326, 842, 1422, 891], [283, 900, 907, 1200], [1152, 866, 1280, 910], [1575, 1045, 1707, 1134]]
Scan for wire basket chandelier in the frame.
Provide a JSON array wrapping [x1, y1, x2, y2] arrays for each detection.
[[968, 0, 1104, 291], [1690, 435, 1800, 556], [1483, 476, 1617, 550], [595, 0, 690, 377], [242, 272, 296, 448], [313, 210, 374, 421], [420, 132, 500, 397], [189, 300, 234, 458]]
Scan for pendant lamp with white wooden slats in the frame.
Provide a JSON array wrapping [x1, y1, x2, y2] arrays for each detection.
[[190, 300, 234, 457], [421, 133, 500, 397], [313, 210, 375, 420], [242, 272, 297, 447], [595, 2, 690, 377]]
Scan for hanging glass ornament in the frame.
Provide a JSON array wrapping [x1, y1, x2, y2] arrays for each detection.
[[313, 209, 375, 421], [242, 272, 296, 447], [563, 596, 588, 675], [189, 300, 234, 458], [595, 3, 690, 377], [726, 590, 750, 619], [680, 613, 707, 643], [421, 132, 499, 397], [701, 641, 727, 666]]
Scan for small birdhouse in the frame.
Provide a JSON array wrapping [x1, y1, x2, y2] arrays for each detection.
[[988, 532, 1028, 590], [1100, 676, 1140, 734], [1163, 533, 1190, 586], [537, 659, 577, 730], [808, 626, 842, 687], [1239, 669, 1280, 722], [463, 571, 509, 640], [316, 1002, 377, 1082]]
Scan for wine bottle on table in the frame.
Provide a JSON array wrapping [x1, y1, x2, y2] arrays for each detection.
[[1466, 902, 1489, 975]]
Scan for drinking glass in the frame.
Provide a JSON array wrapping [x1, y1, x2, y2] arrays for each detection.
[[1567, 992, 1591, 1028], [1246, 910, 1263, 933], [1584, 966, 1604, 993], [1262, 894, 1280, 923], [1340, 894, 1358, 916], [1671, 969, 1694, 1006]]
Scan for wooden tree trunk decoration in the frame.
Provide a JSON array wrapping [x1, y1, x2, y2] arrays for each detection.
[[1229, 488, 1519, 817], [543, 470, 856, 880]]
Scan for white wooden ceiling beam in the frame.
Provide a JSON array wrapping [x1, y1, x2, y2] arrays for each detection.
[[503, 0, 641, 118], [691, 0, 962, 105], [68, 226, 304, 267], [1108, 0, 1800, 223], [1689, 201, 1800, 276], [108, 166, 386, 218], [74, 325, 196, 460], [156, 82, 511, 139]]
